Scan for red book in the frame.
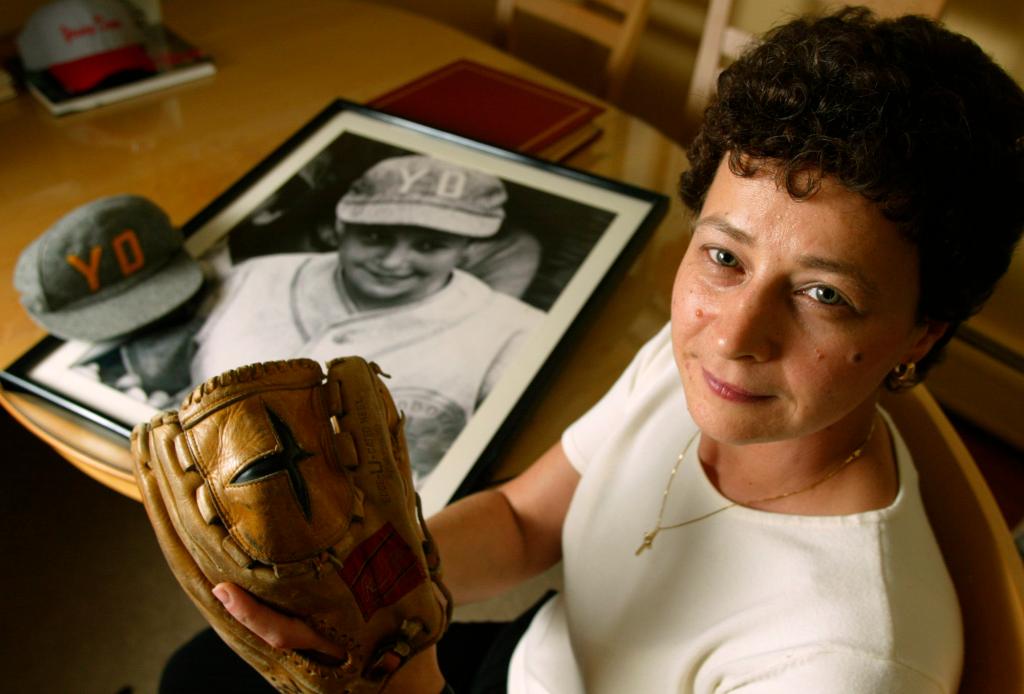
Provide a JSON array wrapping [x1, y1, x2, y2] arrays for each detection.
[[370, 59, 604, 161]]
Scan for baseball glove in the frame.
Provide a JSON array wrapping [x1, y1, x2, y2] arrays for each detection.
[[131, 356, 452, 693]]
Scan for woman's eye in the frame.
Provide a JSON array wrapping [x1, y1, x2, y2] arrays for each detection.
[[805, 285, 847, 306], [707, 248, 739, 267]]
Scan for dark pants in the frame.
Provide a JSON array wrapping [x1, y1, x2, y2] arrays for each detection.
[[159, 593, 553, 694]]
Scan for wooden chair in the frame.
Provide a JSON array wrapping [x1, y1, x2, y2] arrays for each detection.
[[495, 0, 652, 101], [682, 0, 747, 129], [683, 0, 948, 130], [881, 386, 1024, 693]]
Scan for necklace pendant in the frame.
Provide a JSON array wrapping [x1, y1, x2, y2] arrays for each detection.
[[635, 529, 659, 556]]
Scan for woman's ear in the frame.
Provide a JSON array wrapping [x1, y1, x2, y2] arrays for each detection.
[[902, 319, 949, 365]]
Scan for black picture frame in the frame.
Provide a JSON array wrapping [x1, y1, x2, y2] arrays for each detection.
[[2, 99, 668, 513]]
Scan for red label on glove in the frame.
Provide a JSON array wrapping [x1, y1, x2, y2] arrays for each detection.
[[339, 522, 427, 621]]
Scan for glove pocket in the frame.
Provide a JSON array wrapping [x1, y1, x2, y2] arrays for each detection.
[[185, 387, 359, 566]]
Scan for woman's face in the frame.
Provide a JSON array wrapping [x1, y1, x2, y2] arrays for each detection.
[[671, 158, 944, 445], [338, 223, 469, 310]]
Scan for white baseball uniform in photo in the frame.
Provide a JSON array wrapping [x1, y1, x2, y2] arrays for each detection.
[[191, 252, 542, 476], [508, 323, 962, 693]]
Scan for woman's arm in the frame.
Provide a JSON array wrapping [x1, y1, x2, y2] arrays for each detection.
[[427, 440, 579, 605]]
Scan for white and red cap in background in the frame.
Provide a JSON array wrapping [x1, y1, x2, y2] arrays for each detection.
[[16, 0, 155, 94]]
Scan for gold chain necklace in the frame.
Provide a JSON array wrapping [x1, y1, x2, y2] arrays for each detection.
[[635, 419, 877, 556]]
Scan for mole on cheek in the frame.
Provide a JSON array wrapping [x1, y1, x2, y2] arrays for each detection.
[[695, 309, 703, 318], [815, 348, 825, 361], [850, 352, 863, 363]]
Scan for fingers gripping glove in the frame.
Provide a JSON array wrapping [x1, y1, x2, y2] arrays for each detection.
[[131, 357, 452, 693]]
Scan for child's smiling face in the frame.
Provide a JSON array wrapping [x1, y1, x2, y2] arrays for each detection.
[[338, 223, 469, 310]]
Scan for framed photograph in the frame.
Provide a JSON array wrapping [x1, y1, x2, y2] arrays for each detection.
[[2, 100, 667, 514]]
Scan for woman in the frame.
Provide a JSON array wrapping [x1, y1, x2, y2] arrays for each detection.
[[169, 7, 1024, 693]]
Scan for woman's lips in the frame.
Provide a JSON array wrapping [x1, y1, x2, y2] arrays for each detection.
[[702, 369, 772, 403]]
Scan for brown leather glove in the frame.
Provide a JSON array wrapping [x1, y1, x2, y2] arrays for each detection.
[[131, 356, 452, 693]]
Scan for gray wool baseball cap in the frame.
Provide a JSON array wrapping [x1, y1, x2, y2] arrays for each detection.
[[14, 194, 203, 342], [336, 155, 507, 238]]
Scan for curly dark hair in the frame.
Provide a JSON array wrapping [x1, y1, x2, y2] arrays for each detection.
[[679, 7, 1024, 389]]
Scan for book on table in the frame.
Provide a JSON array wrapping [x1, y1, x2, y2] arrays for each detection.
[[370, 59, 605, 162], [20, 23, 215, 116]]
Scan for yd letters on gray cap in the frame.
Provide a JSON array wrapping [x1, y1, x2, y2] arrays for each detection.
[[14, 194, 203, 341], [336, 155, 507, 238]]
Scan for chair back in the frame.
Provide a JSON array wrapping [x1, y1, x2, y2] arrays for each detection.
[[683, 0, 948, 132], [495, 0, 652, 101], [881, 386, 1024, 693], [682, 0, 747, 129]]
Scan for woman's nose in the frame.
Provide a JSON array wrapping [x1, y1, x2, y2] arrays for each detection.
[[711, 285, 780, 362]]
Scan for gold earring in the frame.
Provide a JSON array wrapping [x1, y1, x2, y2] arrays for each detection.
[[890, 361, 917, 389]]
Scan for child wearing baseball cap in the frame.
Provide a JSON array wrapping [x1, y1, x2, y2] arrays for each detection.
[[191, 155, 543, 478], [333, 155, 510, 310]]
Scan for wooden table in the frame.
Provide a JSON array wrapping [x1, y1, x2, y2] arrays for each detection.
[[0, 0, 690, 501]]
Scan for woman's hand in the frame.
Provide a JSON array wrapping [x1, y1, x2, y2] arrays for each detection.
[[211, 582, 445, 693], [211, 582, 345, 658]]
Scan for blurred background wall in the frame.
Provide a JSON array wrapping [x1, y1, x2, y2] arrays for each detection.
[[3, 0, 1022, 145], [368, 0, 1024, 144]]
